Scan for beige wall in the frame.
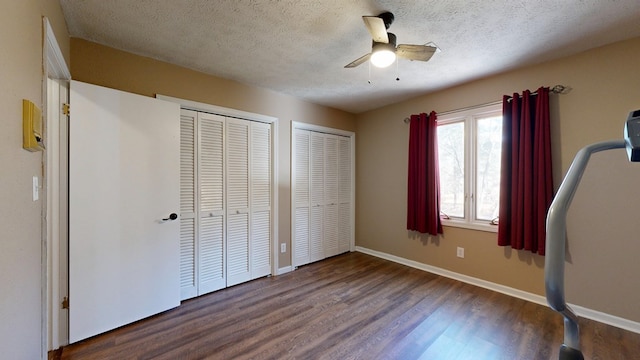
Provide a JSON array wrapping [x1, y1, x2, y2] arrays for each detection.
[[0, 0, 70, 358], [356, 37, 640, 322], [70, 38, 357, 269]]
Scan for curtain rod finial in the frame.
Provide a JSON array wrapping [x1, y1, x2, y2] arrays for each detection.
[[404, 117, 410, 124], [551, 85, 571, 94]]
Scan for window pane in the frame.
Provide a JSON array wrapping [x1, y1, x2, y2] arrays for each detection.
[[437, 122, 465, 218], [475, 116, 502, 221]]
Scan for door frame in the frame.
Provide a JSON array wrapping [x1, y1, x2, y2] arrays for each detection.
[[157, 95, 280, 277], [43, 17, 71, 354]]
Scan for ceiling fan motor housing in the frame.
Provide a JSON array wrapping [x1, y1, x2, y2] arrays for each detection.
[[378, 12, 395, 29], [372, 32, 396, 51]]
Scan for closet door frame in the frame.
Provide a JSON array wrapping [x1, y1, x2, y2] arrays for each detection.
[[158, 95, 279, 276], [291, 122, 355, 268]]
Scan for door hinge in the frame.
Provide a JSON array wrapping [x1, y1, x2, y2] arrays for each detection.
[[61, 296, 69, 309], [62, 103, 70, 116]]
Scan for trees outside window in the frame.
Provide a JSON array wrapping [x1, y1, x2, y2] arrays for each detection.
[[437, 104, 502, 231]]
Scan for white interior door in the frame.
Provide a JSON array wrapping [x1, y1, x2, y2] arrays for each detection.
[[68, 80, 180, 343]]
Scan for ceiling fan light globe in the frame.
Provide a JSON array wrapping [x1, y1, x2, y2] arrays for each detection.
[[371, 49, 396, 68]]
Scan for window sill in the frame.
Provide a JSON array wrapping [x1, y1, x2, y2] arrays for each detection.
[[441, 219, 498, 233]]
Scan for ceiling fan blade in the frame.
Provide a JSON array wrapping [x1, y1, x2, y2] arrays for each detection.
[[362, 16, 389, 43], [344, 53, 372, 68], [397, 44, 437, 62]]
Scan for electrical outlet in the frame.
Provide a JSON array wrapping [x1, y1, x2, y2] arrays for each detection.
[[281, 243, 286, 253], [456, 247, 465, 258]]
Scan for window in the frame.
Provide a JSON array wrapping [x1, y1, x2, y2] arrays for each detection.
[[437, 103, 502, 232]]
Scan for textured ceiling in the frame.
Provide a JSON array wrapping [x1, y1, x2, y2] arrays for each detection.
[[59, 0, 640, 114]]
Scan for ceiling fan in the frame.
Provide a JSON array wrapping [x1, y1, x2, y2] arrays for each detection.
[[344, 12, 437, 69]]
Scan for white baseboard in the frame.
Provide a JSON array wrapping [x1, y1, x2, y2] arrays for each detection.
[[276, 265, 293, 276], [355, 246, 640, 334], [569, 304, 640, 334]]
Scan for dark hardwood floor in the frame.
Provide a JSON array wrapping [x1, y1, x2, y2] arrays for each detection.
[[59, 252, 640, 360]]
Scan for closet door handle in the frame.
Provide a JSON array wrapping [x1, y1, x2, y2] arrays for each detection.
[[162, 213, 178, 221]]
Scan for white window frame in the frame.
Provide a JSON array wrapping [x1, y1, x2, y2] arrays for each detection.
[[437, 102, 502, 233]]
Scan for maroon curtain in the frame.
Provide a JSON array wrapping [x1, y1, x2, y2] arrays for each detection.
[[498, 87, 553, 255], [407, 111, 443, 235]]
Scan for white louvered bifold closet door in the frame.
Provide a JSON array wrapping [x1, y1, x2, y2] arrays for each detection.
[[179, 110, 198, 300], [292, 129, 311, 267], [324, 135, 340, 258], [198, 113, 226, 295], [180, 109, 272, 299], [226, 118, 251, 287], [338, 136, 352, 253], [250, 122, 272, 278], [309, 132, 325, 263], [179, 110, 226, 301], [292, 126, 353, 268]]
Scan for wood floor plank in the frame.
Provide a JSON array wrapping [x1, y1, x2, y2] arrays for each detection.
[[59, 252, 640, 360]]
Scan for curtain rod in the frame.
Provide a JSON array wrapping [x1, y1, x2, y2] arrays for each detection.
[[506, 84, 570, 102], [403, 84, 570, 124]]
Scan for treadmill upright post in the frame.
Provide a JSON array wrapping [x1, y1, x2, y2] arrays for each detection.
[[545, 140, 626, 360]]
